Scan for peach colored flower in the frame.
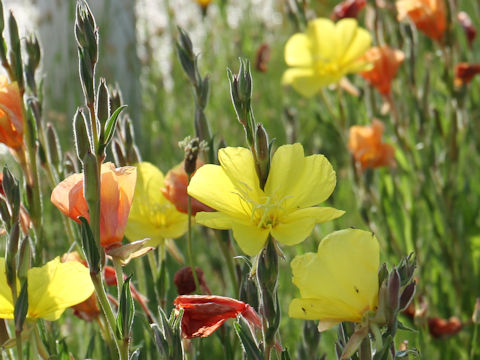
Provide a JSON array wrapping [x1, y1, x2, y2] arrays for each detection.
[[0, 76, 23, 150], [396, 0, 446, 42], [162, 159, 213, 215], [454, 63, 480, 87], [348, 120, 395, 170], [51, 163, 136, 248], [361, 46, 405, 95]]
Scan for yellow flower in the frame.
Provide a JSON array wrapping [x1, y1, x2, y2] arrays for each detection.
[[188, 143, 344, 256], [125, 162, 188, 246], [282, 18, 372, 97], [0, 257, 94, 321], [289, 229, 379, 331]]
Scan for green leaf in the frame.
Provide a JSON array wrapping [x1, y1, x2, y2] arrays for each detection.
[[102, 105, 127, 150], [14, 281, 28, 333], [79, 216, 100, 274], [116, 275, 135, 339], [233, 321, 262, 360]]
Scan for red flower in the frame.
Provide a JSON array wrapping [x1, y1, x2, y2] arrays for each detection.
[[174, 295, 261, 338], [454, 63, 480, 87], [174, 266, 211, 295], [331, 0, 366, 21], [428, 316, 462, 338], [457, 12, 476, 49]]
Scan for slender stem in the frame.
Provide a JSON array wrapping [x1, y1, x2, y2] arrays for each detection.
[[33, 325, 49, 360], [95, 315, 116, 357], [14, 331, 22, 360], [471, 322, 479, 359], [92, 273, 126, 360], [112, 257, 124, 299], [215, 231, 239, 296], [187, 174, 200, 292]]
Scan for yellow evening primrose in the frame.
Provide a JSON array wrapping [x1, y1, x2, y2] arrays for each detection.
[[125, 162, 188, 246], [289, 229, 379, 331], [283, 18, 372, 98], [0, 257, 94, 321], [187, 143, 344, 256]]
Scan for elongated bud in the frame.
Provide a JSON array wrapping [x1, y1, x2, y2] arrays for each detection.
[[176, 27, 196, 84], [2, 167, 20, 222], [25, 33, 41, 71], [14, 281, 28, 333], [398, 253, 416, 285], [17, 237, 31, 282], [79, 217, 100, 274], [78, 48, 95, 105], [96, 78, 109, 126], [378, 262, 388, 287], [254, 124, 269, 189], [0, 2, 4, 33], [399, 281, 416, 311], [75, 1, 98, 66], [6, 221, 19, 288], [112, 139, 127, 167], [73, 108, 91, 161], [116, 275, 135, 339], [7, 11, 23, 88], [110, 86, 122, 113], [46, 123, 62, 170], [387, 269, 400, 318], [0, 197, 11, 231]]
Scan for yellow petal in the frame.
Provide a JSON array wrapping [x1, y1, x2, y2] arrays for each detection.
[[290, 229, 379, 321], [307, 18, 336, 62], [27, 257, 94, 320], [272, 207, 344, 246], [188, 164, 251, 219], [231, 222, 270, 256], [218, 147, 262, 204], [0, 258, 14, 319], [126, 162, 188, 241], [289, 298, 359, 322], [195, 211, 240, 230], [334, 19, 359, 62], [341, 28, 372, 67], [282, 68, 325, 98], [284, 33, 312, 67], [265, 143, 305, 202]]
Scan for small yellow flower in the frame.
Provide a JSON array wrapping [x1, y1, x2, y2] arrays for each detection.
[[283, 18, 372, 97], [0, 257, 94, 321], [125, 162, 188, 246], [188, 144, 344, 256], [289, 229, 379, 331]]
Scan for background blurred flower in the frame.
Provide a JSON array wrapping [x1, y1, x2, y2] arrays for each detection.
[[162, 159, 213, 215], [454, 63, 480, 87], [126, 162, 188, 246], [0, 257, 94, 320], [361, 45, 405, 96], [457, 12, 476, 49], [348, 120, 395, 170], [174, 266, 211, 295], [428, 316, 462, 338], [174, 295, 261, 338], [51, 163, 136, 248], [0, 76, 23, 151], [255, 43, 271, 73], [331, 0, 366, 21], [289, 229, 379, 331], [282, 18, 372, 97], [396, 0, 446, 42], [188, 144, 344, 255]]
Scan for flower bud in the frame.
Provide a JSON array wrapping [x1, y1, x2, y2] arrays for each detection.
[[73, 108, 92, 162], [399, 281, 416, 311], [96, 78, 110, 126], [176, 27, 196, 84], [46, 123, 62, 170], [387, 269, 400, 314], [7, 11, 23, 88], [254, 123, 270, 189], [2, 167, 20, 222], [17, 236, 31, 282], [14, 281, 28, 333]]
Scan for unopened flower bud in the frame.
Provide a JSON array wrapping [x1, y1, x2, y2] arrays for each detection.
[[387, 269, 400, 314], [96, 78, 110, 126], [399, 281, 416, 311], [73, 108, 92, 162], [17, 236, 31, 282], [254, 123, 270, 189], [46, 123, 62, 170], [7, 12, 23, 88]]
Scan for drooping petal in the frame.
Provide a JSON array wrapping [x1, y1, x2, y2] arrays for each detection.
[[188, 164, 251, 219], [0, 258, 14, 319], [284, 33, 313, 67], [231, 222, 270, 256], [218, 147, 262, 204], [290, 229, 379, 322], [27, 257, 94, 320], [272, 207, 344, 245], [282, 68, 325, 98]]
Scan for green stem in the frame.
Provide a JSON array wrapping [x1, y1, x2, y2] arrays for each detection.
[[215, 231, 239, 296], [187, 174, 200, 292], [471, 322, 479, 359], [33, 324, 49, 360], [14, 331, 22, 360], [112, 257, 124, 299], [92, 273, 125, 360]]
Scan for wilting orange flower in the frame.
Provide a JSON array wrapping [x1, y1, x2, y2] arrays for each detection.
[[162, 159, 213, 215], [331, 0, 366, 21], [458, 12, 476, 49], [51, 163, 136, 248], [348, 120, 395, 170], [454, 63, 480, 87], [396, 0, 446, 42], [0, 76, 23, 150], [361, 46, 405, 95], [428, 316, 462, 338], [255, 43, 271, 73], [174, 295, 261, 338]]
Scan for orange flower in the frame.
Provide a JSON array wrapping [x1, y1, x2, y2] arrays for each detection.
[[348, 120, 395, 170], [174, 295, 261, 338], [396, 0, 446, 42], [361, 46, 405, 96], [51, 163, 136, 248], [162, 159, 213, 215], [0, 76, 23, 150], [331, 0, 366, 21], [454, 63, 480, 87]]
